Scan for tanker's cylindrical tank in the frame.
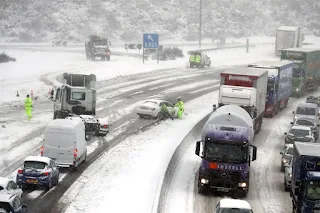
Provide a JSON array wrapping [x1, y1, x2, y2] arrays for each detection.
[[201, 105, 254, 142]]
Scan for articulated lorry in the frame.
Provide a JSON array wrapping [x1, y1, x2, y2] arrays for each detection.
[[275, 26, 304, 56], [53, 73, 109, 136], [281, 48, 320, 97], [218, 67, 268, 134], [291, 142, 320, 213], [195, 104, 257, 197], [248, 60, 293, 117]]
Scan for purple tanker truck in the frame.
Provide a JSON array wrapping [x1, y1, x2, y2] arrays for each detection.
[[195, 104, 257, 197]]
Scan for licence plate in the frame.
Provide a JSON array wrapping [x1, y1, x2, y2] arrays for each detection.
[[217, 188, 229, 192], [26, 179, 38, 183]]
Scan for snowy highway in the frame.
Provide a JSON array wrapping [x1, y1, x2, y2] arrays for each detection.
[[160, 90, 320, 213], [0, 42, 306, 213]]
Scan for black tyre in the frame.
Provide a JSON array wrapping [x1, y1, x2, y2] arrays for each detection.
[[198, 185, 208, 195], [45, 180, 52, 191], [157, 112, 163, 119]]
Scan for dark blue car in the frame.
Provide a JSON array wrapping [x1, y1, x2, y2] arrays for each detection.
[[16, 156, 59, 191]]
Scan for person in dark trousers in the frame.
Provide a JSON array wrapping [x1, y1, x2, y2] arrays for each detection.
[[160, 103, 174, 120]]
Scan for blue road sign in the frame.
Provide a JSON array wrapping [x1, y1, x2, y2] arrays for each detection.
[[143, 34, 159, 49]]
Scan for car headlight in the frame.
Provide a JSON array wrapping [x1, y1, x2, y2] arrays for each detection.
[[296, 88, 299, 91], [283, 159, 288, 163], [289, 173, 292, 178]]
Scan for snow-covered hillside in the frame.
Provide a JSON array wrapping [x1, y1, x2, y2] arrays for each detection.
[[1, 0, 319, 42]]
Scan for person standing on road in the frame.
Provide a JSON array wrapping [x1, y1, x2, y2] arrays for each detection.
[[175, 97, 184, 119], [160, 103, 174, 120], [189, 53, 195, 68], [195, 54, 201, 68], [24, 94, 33, 120]]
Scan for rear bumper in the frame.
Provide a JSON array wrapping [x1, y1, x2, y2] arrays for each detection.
[[16, 175, 50, 186]]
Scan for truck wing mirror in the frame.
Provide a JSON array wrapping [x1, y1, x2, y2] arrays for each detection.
[[195, 141, 203, 158], [284, 132, 288, 135], [280, 151, 283, 155], [252, 146, 257, 161], [290, 122, 294, 125]]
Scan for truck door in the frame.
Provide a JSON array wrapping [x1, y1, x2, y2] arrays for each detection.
[[53, 88, 62, 111]]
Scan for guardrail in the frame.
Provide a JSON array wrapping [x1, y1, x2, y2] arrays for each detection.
[[187, 44, 256, 54]]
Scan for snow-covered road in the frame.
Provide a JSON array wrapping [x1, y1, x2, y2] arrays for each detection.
[[160, 90, 320, 213]]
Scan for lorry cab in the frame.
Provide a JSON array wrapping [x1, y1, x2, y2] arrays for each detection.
[[41, 119, 87, 169], [293, 102, 319, 123], [291, 142, 320, 212]]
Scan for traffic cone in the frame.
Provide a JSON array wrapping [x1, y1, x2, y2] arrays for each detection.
[[48, 88, 51, 95], [16, 90, 19, 97]]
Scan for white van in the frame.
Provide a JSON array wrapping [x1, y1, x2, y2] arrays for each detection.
[[41, 119, 87, 169]]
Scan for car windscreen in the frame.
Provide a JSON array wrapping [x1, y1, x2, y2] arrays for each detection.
[[289, 129, 309, 137], [296, 119, 314, 126], [24, 161, 46, 170], [219, 208, 253, 213], [296, 107, 316, 115]]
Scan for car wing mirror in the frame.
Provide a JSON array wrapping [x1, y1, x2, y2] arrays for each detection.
[[284, 132, 288, 135]]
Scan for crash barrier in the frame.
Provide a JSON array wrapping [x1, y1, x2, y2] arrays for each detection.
[[187, 44, 257, 54], [155, 113, 211, 213]]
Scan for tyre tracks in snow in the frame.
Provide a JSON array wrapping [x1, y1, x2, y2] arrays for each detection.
[[159, 89, 320, 213], [1, 66, 224, 213]]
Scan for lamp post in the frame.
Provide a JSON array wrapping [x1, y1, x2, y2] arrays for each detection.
[[199, 0, 202, 48]]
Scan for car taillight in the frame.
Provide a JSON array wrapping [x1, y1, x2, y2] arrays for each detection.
[[18, 169, 23, 174], [40, 146, 44, 156], [43, 172, 49, 176], [74, 149, 78, 158], [103, 124, 108, 128]]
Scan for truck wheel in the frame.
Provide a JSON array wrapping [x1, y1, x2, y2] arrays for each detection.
[[198, 185, 208, 194], [45, 180, 52, 191]]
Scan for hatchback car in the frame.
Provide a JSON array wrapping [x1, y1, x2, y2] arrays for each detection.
[[284, 125, 315, 147], [291, 116, 319, 140], [0, 177, 22, 198], [280, 144, 294, 172], [0, 193, 27, 213], [16, 156, 59, 191], [136, 99, 178, 119], [284, 157, 293, 191], [214, 198, 253, 213]]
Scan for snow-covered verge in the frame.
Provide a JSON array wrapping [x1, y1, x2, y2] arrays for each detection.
[[59, 90, 217, 213]]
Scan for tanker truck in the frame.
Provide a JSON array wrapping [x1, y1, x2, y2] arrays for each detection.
[[195, 105, 257, 197]]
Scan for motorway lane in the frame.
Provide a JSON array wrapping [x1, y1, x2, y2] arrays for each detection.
[[0, 66, 226, 212], [161, 90, 320, 213]]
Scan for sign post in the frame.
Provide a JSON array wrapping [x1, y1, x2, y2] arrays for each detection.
[[143, 33, 159, 64]]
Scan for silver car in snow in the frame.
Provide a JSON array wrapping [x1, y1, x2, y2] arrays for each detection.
[[136, 99, 178, 119]]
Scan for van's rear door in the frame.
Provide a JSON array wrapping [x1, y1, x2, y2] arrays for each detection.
[[43, 129, 60, 160], [56, 129, 75, 167]]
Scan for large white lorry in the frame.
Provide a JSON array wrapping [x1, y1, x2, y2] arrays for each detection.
[[53, 73, 109, 136], [275, 26, 304, 56], [218, 67, 268, 134]]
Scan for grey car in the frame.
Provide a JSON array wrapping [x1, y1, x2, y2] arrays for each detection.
[[284, 125, 315, 147], [280, 144, 294, 172], [291, 116, 320, 140], [292, 102, 319, 123], [284, 156, 293, 191]]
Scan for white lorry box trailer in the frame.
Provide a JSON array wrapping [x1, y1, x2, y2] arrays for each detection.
[[41, 119, 87, 168], [219, 67, 268, 134]]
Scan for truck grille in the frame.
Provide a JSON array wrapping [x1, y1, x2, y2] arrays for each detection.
[[207, 170, 242, 188]]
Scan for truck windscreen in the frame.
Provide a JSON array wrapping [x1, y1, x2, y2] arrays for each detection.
[[205, 143, 247, 163]]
